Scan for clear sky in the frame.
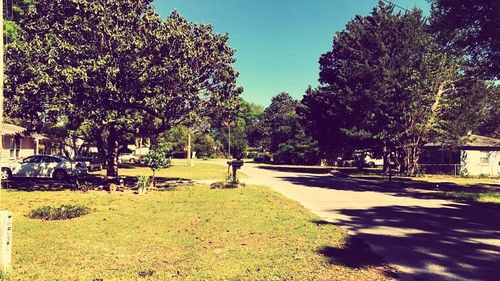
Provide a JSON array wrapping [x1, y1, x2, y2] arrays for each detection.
[[153, 0, 431, 106]]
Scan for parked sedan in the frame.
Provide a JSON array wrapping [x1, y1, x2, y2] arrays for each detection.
[[253, 154, 271, 163], [1, 155, 88, 181], [364, 155, 384, 168], [74, 154, 105, 171], [118, 153, 140, 164]]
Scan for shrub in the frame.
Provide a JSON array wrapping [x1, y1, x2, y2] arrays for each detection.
[[28, 204, 91, 220], [136, 175, 151, 194], [273, 137, 321, 165], [210, 180, 245, 189], [143, 141, 172, 185]]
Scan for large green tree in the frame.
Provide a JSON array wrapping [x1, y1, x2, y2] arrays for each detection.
[[303, 2, 480, 175], [263, 93, 320, 165], [239, 101, 265, 149], [430, 0, 499, 79], [6, 0, 239, 176]]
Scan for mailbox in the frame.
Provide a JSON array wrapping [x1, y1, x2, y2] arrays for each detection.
[[227, 160, 244, 182]]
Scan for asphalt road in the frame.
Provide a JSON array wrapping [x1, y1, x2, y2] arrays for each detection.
[[233, 161, 500, 281]]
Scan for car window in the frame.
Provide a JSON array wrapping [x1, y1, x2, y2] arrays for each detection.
[[21, 156, 34, 163], [40, 156, 51, 163], [28, 156, 43, 163], [41, 156, 60, 163], [53, 157, 62, 163]]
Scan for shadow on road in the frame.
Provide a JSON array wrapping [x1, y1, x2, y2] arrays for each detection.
[[329, 203, 500, 281], [264, 166, 500, 281], [256, 165, 336, 174], [276, 173, 498, 203]]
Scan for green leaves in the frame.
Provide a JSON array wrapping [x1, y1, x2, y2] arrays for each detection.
[[143, 143, 172, 173], [6, 0, 240, 175], [430, 0, 499, 79], [303, 2, 480, 174]]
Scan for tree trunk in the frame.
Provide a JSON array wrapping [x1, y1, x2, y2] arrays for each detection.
[[150, 133, 159, 149], [400, 143, 421, 177], [356, 151, 365, 171], [106, 125, 119, 177], [187, 127, 193, 166], [150, 170, 156, 187], [408, 145, 421, 177], [383, 145, 389, 173]]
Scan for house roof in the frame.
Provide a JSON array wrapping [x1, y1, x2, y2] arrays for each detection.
[[0, 123, 26, 135], [0, 123, 49, 140], [465, 135, 500, 147], [425, 134, 500, 149]]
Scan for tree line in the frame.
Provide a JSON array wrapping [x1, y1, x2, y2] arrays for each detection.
[[4, 0, 498, 177], [218, 1, 498, 175], [5, 0, 241, 176]]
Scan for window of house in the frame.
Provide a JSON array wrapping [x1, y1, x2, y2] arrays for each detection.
[[15, 138, 21, 159], [9, 139, 15, 158], [10, 137, 22, 159], [479, 151, 490, 165]]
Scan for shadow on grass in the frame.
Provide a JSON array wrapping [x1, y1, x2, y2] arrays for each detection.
[[318, 238, 385, 268], [2, 175, 192, 192], [313, 219, 398, 278]]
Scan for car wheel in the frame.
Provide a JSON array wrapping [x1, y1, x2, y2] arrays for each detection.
[[1, 169, 11, 180], [53, 169, 67, 181], [368, 162, 375, 168]]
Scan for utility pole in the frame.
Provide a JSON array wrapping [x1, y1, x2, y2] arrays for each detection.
[[228, 124, 231, 159], [187, 127, 193, 167], [0, 0, 13, 272], [0, 0, 4, 193]]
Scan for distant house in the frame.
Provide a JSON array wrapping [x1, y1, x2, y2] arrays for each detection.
[[421, 135, 500, 177], [1, 123, 54, 164]]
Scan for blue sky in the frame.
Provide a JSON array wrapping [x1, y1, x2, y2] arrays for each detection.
[[153, 1, 431, 106]]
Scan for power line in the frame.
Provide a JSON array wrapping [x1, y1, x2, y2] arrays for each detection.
[[380, 0, 412, 13]]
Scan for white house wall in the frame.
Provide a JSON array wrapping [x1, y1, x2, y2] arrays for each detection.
[[460, 150, 500, 177]]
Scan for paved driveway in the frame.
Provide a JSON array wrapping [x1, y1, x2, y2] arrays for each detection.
[[235, 162, 500, 281]]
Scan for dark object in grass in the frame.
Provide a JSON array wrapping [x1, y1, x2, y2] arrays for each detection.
[[210, 181, 245, 189], [138, 269, 155, 278], [28, 204, 91, 220]]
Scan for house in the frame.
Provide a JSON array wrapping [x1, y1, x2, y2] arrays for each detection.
[[1, 123, 54, 164], [421, 135, 500, 177]]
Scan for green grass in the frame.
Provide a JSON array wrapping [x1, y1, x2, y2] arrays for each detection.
[[351, 172, 499, 185], [441, 191, 500, 204], [93, 160, 243, 181], [1, 186, 388, 280]]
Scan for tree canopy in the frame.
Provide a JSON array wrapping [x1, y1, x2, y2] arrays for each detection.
[[430, 0, 499, 79], [262, 93, 320, 165], [6, 0, 240, 176], [302, 2, 483, 175]]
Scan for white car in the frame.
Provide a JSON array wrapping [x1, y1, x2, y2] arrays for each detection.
[[364, 155, 384, 168], [1, 155, 88, 181], [118, 153, 140, 164]]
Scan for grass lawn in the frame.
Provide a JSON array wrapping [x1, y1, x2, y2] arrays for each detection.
[[408, 175, 499, 185], [92, 159, 242, 181], [1, 185, 390, 280], [351, 172, 499, 186], [440, 190, 500, 204]]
